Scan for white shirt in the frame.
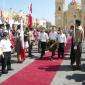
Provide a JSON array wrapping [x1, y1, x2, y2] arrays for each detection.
[[0, 39, 12, 52], [58, 33, 66, 43], [49, 31, 58, 40], [39, 32, 49, 42]]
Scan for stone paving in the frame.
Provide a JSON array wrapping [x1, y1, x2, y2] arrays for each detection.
[[0, 41, 85, 85], [51, 41, 85, 85]]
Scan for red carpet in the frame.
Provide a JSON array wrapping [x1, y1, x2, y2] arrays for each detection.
[[0, 36, 71, 85]]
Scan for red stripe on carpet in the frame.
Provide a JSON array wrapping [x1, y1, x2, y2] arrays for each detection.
[[0, 36, 71, 85]]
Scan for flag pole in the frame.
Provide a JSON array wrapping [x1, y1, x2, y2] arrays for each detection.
[[28, 1, 32, 29]]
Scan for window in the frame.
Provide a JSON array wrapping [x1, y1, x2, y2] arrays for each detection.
[[58, 6, 61, 11]]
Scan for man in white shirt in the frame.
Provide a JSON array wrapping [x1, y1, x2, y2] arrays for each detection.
[[58, 29, 66, 59], [49, 27, 58, 60], [49, 28, 58, 41], [0, 32, 12, 74], [39, 28, 49, 58]]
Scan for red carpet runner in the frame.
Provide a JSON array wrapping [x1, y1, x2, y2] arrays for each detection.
[[0, 36, 71, 85]]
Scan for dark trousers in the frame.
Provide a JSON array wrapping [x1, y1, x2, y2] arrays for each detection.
[[70, 43, 82, 66], [49, 40, 57, 59], [41, 42, 46, 57], [58, 43, 64, 58], [38, 41, 41, 52], [1, 52, 11, 72], [70, 38, 74, 59], [28, 42, 33, 57]]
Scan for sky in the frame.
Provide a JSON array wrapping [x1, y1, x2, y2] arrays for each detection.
[[0, 0, 81, 24]]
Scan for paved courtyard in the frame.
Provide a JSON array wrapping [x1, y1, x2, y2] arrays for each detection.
[[0, 41, 85, 85]]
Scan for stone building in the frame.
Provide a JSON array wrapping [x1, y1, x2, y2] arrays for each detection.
[[55, 0, 85, 29]]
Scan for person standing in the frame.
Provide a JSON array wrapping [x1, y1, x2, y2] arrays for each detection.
[[24, 27, 29, 52], [69, 25, 75, 59], [49, 27, 58, 60], [27, 28, 35, 57], [39, 28, 49, 58], [57, 29, 66, 59], [37, 29, 41, 53], [15, 25, 22, 63], [0, 31, 12, 74], [70, 20, 84, 70], [6, 24, 11, 36], [0, 24, 5, 39]]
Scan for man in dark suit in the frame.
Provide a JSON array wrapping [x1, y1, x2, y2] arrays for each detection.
[[70, 20, 84, 70]]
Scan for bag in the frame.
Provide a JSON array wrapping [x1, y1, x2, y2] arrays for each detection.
[[49, 43, 58, 52], [24, 41, 29, 48]]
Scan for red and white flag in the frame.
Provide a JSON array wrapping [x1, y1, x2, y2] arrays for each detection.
[[20, 20, 26, 61], [28, 3, 32, 29]]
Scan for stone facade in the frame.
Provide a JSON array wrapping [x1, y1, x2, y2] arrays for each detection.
[[55, 0, 85, 29]]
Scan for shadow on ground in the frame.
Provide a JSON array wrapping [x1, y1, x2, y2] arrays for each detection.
[[66, 74, 85, 83], [81, 64, 85, 72], [82, 82, 85, 85], [38, 64, 73, 71], [38, 64, 85, 72]]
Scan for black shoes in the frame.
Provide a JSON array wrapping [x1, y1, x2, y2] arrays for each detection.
[[7, 68, 13, 71], [39, 56, 43, 59], [76, 66, 81, 70], [17, 61, 23, 63], [2, 71, 8, 74], [71, 65, 81, 71]]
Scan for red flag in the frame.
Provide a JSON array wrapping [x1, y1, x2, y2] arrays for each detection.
[[20, 42, 26, 61], [28, 3, 32, 29]]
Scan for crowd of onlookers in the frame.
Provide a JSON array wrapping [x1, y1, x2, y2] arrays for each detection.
[[0, 19, 84, 76]]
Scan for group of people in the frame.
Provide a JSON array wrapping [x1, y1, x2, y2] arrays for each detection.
[[39, 27, 66, 60], [0, 23, 39, 74], [0, 19, 84, 75]]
